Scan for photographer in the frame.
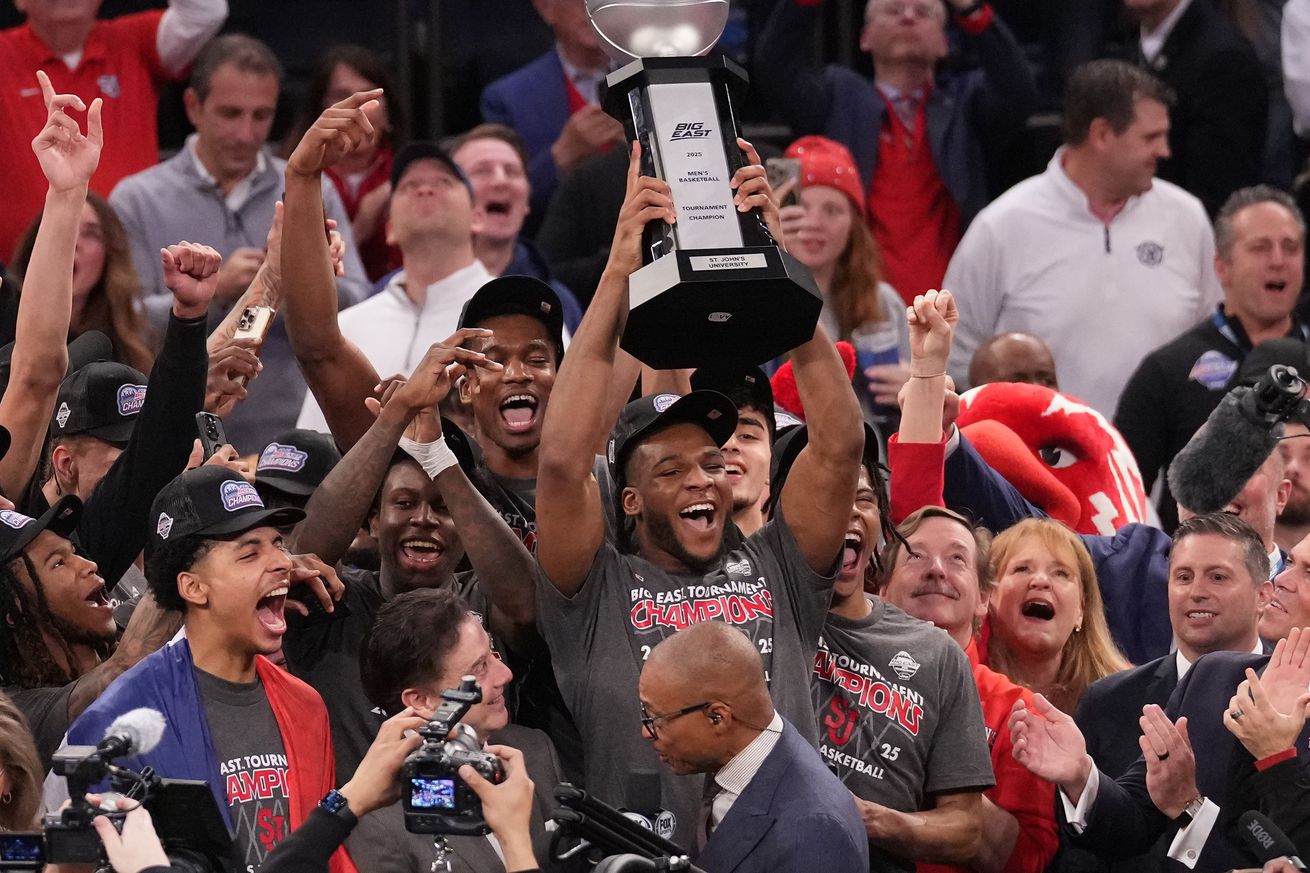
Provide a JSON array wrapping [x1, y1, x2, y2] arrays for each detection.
[[349, 588, 565, 873], [83, 713, 544, 873]]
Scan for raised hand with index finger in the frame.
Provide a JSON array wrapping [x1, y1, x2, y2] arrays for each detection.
[[287, 88, 385, 178], [32, 70, 103, 192]]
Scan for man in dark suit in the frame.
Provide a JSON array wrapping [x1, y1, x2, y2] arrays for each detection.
[[1061, 511, 1271, 872], [1123, 0, 1268, 215], [479, 0, 623, 227], [1010, 629, 1310, 871], [753, 0, 1036, 302], [639, 621, 868, 873]]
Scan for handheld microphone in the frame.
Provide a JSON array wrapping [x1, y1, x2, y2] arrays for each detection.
[[1237, 811, 1306, 870], [97, 708, 166, 760], [1167, 379, 1289, 515], [620, 771, 673, 838]]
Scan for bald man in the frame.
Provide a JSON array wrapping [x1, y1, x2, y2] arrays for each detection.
[[638, 623, 867, 873], [967, 332, 1059, 390]]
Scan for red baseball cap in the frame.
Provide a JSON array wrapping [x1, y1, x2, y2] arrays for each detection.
[[785, 135, 865, 212]]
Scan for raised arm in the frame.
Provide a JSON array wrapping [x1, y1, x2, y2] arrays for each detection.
[[282, 89, 385, 448], [775, 326, 865, 573], [536, 144, 674, 595], [0, 72, 101, 499]]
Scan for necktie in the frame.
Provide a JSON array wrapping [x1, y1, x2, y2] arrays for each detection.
[[696, 773, 722, 852]]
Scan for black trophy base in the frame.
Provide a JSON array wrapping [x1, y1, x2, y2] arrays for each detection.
[[621, 246, 822, 369]]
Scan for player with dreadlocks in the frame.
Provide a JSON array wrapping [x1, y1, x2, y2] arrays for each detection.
[[0, 493, 178, 768]]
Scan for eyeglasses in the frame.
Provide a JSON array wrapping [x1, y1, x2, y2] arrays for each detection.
[[869, 2, 942, 21], [640, 701, 712, 739]]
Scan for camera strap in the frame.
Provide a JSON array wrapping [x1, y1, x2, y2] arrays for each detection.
[[430, 835, 452, 873]]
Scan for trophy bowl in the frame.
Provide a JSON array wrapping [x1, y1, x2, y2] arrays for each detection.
[[585, 0, 729, 62]]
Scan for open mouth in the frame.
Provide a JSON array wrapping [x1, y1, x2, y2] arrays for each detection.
[[400, 537, 445, 568], [499, 393, 539, 432], [725, 463, 743, 481], [841, 531, 864, 573], [484, 200, 511, 216], [678, 502, 716, 532], [1184, 609, 1217, 622], [84, 584, 111, 609], [256, 585, 288, 634], [1020, 598, 1056, 621], [1266, 280, 1289, 293]]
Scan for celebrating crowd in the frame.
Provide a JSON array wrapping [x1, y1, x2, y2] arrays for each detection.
[[3, 1, 1310, 872]]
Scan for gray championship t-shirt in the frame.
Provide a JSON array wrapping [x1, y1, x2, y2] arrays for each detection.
[[283, 566, 497, 779], [812, 598, 994, 872], [536, 509, 833, 850], [195, 668, 290, 873]]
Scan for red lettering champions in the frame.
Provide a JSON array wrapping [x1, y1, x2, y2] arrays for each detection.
[[813, 651, 923, 735], [630, 589, 774, 630]]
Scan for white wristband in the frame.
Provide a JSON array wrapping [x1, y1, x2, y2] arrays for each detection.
[[398, 435, 460, 480]]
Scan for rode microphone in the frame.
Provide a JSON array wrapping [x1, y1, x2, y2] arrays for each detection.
[[1167, 368, 1301, 515], [97, 708, 166, 760], [1237, 811, 1306, 870]]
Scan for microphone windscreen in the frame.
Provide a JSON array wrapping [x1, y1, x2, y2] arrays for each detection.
[[1167, 388, 1280, 515], [624, 771, 662, 816], [105, 707, 166, 756], [1237, 810, 1301, 863]]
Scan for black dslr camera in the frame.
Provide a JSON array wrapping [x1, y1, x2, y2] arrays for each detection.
[[402, 677, 507, 836], [0, 747, 232, 872]]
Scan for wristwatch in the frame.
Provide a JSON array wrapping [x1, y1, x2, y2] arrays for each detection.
[[1174, 794, 1205, 826], [319, 789, 356, 822]]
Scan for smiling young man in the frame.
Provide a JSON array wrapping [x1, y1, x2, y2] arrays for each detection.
[[65, 466, 355, 873], [1062, 511, 1268, 873], [534, 145, 864, 848], [281, 338, 537, 779], [349, 587, 566, 873], [688, 366, 778, 537]]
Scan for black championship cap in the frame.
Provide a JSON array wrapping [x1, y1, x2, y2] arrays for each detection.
[[391, 141, 473, 195], [768, 422, 881, 512], [0, 495, 80, 565], [607, 391, 738, 482], [149, 467, 306, 553], [691, 364, 776, 438], [51, 360, 148, 444], [458, 276, 565, 355], [255, 429, 343, 499], [0, 330, 112, 398]]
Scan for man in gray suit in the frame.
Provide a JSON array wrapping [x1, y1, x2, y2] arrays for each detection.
[[639, 622, 868, 873]]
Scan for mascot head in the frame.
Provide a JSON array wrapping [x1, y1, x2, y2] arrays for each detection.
[[957, 383, 1149, 535]]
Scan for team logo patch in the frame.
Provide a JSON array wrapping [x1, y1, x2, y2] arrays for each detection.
[[258, 443, 308, 473], [888, 651, 921, 680], [653, 394, 678, 413], [0, 510, 32, 530], [653, 811, 675, 839], [156, 512, 174, 539], [117, 383, 147, 416], [55, 402, 71, 428], [726, 558, 752, 576], [97, 74, 121, 99], [1136, 241, 1164, 267], [220, 480, 264, 512], [1188, 350, 1239, 390], [774, 411, 803, 431]]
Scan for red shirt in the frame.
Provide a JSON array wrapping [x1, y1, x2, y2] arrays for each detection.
[[0, 11, 172, 261], [919, 641, 1059, 873], [866, 89, 962, 305]]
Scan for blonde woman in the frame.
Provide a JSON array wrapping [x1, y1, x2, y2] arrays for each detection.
[[986, 517, 1128, 712]]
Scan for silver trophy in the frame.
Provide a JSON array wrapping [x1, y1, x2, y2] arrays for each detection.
[[586, 0, 821, 368]]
